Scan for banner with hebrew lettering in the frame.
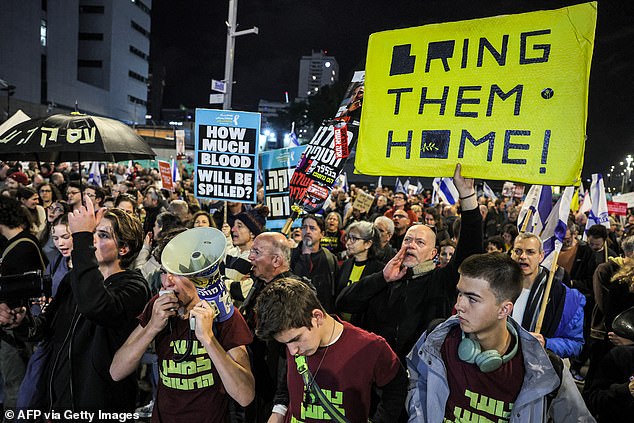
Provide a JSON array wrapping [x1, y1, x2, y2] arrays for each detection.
[[261, 145, 307, 229], [356, 2, 597, 186]]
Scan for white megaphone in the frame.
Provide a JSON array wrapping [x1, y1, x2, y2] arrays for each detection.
[[161, 227, 234, 322]]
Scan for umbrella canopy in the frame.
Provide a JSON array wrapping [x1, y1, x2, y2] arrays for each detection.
[[0, 113, 156, 162]]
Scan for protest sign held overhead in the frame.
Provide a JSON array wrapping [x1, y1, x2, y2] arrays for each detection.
[[356, 2, 597, 186], [289, 71, 364, 215], [158, 160, 173, 191], [261, 145, 307, 229], [194, 109, 260, 203]]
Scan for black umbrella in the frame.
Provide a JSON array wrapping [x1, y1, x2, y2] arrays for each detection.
[[0, 112, 156, 162]]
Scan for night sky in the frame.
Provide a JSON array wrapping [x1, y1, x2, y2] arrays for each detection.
[[151, 0, 634, 179]]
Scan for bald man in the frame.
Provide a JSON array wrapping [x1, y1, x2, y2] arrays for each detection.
[[336, 165, 483, 362], [241, 232, 308, 422]]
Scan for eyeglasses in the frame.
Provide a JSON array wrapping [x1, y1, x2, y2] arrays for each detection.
[[39, 189, 52, 193], [67, 190, 81, 196], [346, 235, 367, 243], [49, 206, 64, 213], [393, 214, 408, 219], [393, 196, 405, 200]]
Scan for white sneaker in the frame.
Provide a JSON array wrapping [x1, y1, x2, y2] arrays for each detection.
[[135, 400, 155, 418]]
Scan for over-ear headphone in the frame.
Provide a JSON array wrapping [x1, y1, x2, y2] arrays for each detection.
[[457, 321, 518, 373]]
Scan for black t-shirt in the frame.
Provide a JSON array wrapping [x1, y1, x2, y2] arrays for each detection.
[[441, 326, 524, 422]]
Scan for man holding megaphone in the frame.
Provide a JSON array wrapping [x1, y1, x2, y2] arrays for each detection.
[[110, 228, 255, 423]]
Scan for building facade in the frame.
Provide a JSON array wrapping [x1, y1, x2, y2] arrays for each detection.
[[297, 50, 339, 100], [0, 0, 151, 123]]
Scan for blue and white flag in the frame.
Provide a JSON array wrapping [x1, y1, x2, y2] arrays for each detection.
[[416, 180, 424, 195], [403, 179, 411, 193], [579, 183, 591, 214], [88, 162, 102, 187], [541, 186, 574, 271], [394, 178, 406, 195], [517, 185, 552, 235], [289, 122, 300, 147], [584, 173, 610, 238], [171, 159, 181, 183], [377, 176, 382, 188], [338, 171, 349, 193], [432, 177, 459, 205], [482, 181, 498, 201]]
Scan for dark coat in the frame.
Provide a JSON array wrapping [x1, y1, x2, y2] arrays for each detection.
[[336, 208, 483, 360], [18, 232, 150, 412]]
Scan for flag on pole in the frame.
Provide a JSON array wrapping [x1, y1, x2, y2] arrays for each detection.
[[377, 176, 382, 188], [517, 185, 552, 234], [338, 171, 349, 193], [432, 177, 459, 205], [541, 186, 575, 270], [289, 122, 300, 147], [584, 173, 610, 238], [394, 178, 405, 195], [416, 180, 424, 195], [482, 181, 498, 201], [403, 179, 411, 193], [171, 159, 181, 183], [579, 184, 591, 214], [88, 162, 102, 187]]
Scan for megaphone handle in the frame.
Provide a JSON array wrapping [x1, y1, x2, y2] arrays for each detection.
[[281, 217, 294, 235], [189, 315, 196, 331]]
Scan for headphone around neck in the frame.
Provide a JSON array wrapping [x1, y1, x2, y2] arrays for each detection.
[[457, 321, 519, 373]]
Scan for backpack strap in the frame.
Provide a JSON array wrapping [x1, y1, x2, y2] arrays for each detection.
[[1, 236, 46, 272]]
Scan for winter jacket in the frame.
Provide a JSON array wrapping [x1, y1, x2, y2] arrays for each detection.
[[18, 232, 150, 412], [407, 317, 596, 423], [336, 207, 482, 360]]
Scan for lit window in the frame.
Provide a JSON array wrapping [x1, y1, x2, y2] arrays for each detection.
[[40, 19, 47, 46], [325, 61, 331, 68]]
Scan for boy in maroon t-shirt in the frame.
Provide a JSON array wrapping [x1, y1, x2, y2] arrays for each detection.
[[255, 278, 407, 423], [109, 229, 255, 423]]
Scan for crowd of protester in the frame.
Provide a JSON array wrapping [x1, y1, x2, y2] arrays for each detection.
[[0, 159, 631, 422]]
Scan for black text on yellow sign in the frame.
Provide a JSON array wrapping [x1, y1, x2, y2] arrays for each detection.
[[356, 2, 597, 186]]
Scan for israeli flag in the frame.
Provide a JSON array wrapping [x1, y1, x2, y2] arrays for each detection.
[[338, 171, 349, 193], [88, 162, 102, 187], [432, 177, 459, 205], [584, 173, 610, 238], [517, 185, 552, 235], [377, 176, 382, 188], [394, 178, 405, 195], [541, 186, 574, 271], [482, 181, 498, 201], [416, 180, 424, 195], [171, 159, 181, 183], [579, 183, 591, 214], [289, 122, 300, 147]]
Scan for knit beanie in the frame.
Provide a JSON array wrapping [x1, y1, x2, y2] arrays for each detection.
[[235, 205, 269, 236]]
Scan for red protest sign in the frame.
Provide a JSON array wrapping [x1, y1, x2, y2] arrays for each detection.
[[158, 160, 174, 191], [607, 201, 628, 216]]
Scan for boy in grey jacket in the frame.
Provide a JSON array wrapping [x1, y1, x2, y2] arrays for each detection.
[[406, 253, 594, 422]]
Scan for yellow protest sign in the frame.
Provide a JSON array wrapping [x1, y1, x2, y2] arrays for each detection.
[[356, 2, 597, 186]]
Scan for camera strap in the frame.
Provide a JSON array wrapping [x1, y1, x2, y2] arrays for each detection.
[[294, 355, 350, 423], [1, 237, 46, 272]]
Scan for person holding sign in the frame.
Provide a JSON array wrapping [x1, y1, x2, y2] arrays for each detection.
[[510, 233, 585, 358], [406, 253, 594, 423], [336, 164, 482, 362]]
